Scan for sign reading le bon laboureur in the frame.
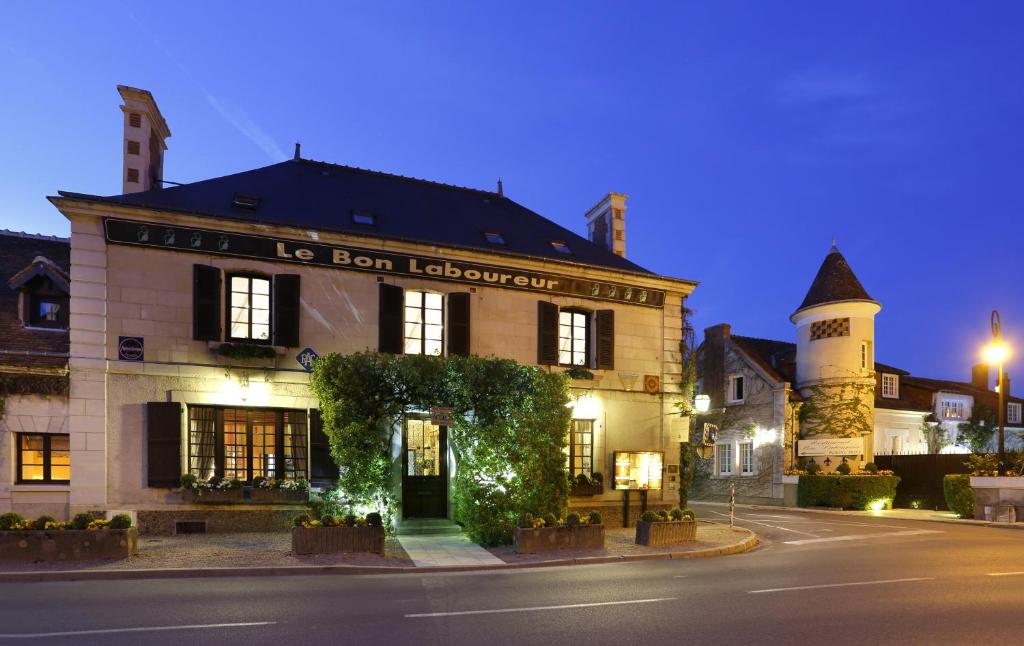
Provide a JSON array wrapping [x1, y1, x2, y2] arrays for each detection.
[[797, 437, 864, 457], [104, 218, 665, 308]]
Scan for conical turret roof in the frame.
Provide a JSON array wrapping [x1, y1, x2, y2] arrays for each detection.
[[794, 244, 876, 315]]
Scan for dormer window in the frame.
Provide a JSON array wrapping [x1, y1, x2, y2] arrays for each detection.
[[29, 291, 67, 329], [8, 256, 70, 331], [484, 231, 505, 245], [352, 211, 376, 226], [550, 241, 571, 255], [881, 373, 899, 399], [231, 193, 261, 210]]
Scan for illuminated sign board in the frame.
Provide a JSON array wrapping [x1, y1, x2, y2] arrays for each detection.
[[613, 451, 664, 491]]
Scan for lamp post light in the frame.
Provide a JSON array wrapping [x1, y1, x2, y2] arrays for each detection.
[[983, 310, 1011, 475], [694, 394, 711, 414]]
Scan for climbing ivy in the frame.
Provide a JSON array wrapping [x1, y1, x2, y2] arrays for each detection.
[[798, 380, 874, 438], [310, 352, 571, 545]]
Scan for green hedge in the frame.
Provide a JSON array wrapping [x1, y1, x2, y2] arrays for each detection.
[[797, 475, 901, 510], [943, 474, 974, 519]]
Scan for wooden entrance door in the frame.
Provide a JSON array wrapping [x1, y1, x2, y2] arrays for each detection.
[[402, 417, 447, 518]]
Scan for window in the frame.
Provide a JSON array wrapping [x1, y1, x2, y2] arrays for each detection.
[[228, 274, 271, 342], [569, 420, 594, 477], [861, 342, 872, 371], [881, 373, 899, 399], [550, 241, 571, 255], [717, 443, 733, 475], [728, 375, 745, 403], [16, 433, 70, 484], [1009, 403, 1022, 425], [126, 168, 139, 183], [809, 318, 851, 341], [352, 211, 376, 225], [128, 112, 141, 128], [27, 292, 68, 329], [740, 442, 754, 476], [941, 400, 966, 420], [404, 290, 444, 356], [126, 140, 140, 155], [187, 406, 307, 482], [231, 193, 261, 210], [559, 310, 589, 366], [483, 231, 505, 245]]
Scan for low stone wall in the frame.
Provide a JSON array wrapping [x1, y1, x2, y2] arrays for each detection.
[[970, 477, 1024, 522], [634, 520, 697, 546], [0, 529, 137, 563], [513, 525, 604, 554], [137, 508, 304, 535], [292, 526, 385, 556], [569, 503, 672, 528]]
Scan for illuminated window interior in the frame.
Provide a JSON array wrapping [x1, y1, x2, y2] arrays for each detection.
[[229, 275, 271, 342], [559, 310, 588, 366], [406, 418, 440, 476], [404, 291, 444, 356], [17, 433, 69, 484]]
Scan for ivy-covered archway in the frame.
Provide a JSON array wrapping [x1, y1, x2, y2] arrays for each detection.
[[310, 352, 571, 545]]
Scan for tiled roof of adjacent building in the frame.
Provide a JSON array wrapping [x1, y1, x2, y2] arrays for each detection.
[[730, 335, 797, 384], [0, 230, 70, 371], [56, 158, 667, 277], [795, 244, 876, 314]]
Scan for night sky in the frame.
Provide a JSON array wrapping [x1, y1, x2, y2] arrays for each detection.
[[1, 2, 1020, 389]]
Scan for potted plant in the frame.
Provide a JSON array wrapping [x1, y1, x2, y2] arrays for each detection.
[[570, 472, 604, 497], [291, 511, 385, 555], [634, 508, 697, 546], [180, 474, 245, 503], [251, 477, 310, 503], [0, 512, 138, 562], [513, 510, 605, 553]]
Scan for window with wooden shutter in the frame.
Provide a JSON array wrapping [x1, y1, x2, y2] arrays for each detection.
[[193, 264, 222, 341], [147, 401, 183, 487], [447, 292, 471, 357], [537, 301, 559, 365], [309, 409, 339, 485], [273, 274, 301, 347], [379, 283, 404, 354], [595, 309, 615, 370]]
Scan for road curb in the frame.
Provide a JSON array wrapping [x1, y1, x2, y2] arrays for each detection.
[[0, 527, 759, 583]]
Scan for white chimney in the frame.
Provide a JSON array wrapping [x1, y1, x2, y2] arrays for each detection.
[[118, 85, 171, 194], [584, 192, 627, 258]]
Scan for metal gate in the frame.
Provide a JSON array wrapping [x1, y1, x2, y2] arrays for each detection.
[[873, 454, 971, 510]]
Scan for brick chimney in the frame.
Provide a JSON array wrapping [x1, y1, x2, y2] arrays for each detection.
[[701, 324, 731, 409], [584, 193, 627, 258], [971, 363, 989, 390], [118, 85, 171, 194]]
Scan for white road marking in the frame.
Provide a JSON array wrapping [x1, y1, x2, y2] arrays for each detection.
[[749, 577, 933, 594], [987, 572, 1024, 577], [782, 529, 942, 545], [0, 622, 276, 639], [705, 510, 819, 537], [406, 597, 677, 618]]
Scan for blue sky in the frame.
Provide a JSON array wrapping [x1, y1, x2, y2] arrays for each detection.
[[1, 1, 1021, 388]]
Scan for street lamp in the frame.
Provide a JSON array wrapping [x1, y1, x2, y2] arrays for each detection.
[[983, 310, 1011, 474], [694, 394, 711, 414]]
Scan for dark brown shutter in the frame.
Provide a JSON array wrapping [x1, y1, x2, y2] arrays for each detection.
[[192, 264, 222, 341], [595, 309, 615, 370], [378, 283, 404, 354], [273, 274, 301, 347], [309, 409, 339, 485], [537, 301, 559, 365], [147, 401, 182, 488], [447, 292, 471, 357]]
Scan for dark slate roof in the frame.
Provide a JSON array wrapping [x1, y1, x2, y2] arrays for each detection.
[[795, 244, 876, 314], [58, 158, 660, 276], [0, 231, 70, 370], [730, 335, 797, 384]]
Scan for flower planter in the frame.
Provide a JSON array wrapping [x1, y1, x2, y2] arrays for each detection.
[[182, 488, 245, 504], [634, 520, 697, 546], [513, 524, 605, 554], [291, 526, 385, 556], [570, 483, 603, 497], [251, 488, 308, 504], [0, 528, 138, 563]]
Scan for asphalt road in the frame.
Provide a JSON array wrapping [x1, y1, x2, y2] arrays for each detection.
[[2, 505, 1023, 645]]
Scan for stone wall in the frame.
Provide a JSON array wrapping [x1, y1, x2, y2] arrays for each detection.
[[136, 507, 304, 535]]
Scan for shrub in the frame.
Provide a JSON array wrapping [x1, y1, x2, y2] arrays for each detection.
[[590, 472, 604, 485], [640, 510, 660, 523], [682, 509, 696, 521], [293, 513, 312, 527], [252, 476, 270, 489], [307, 488, 345, 520], [519, 512, 534, 529], [797, 475, 900, 510], [575, 473, 590, 486], [0, 512, 26, 530], [835, 462, 852, 475], [343, 514, 358, 527], [964, 454, 999, 476], [366, 512, 383, 527], [33, 515, 57, 530], [321, 514, 337, 527], [656, 510, 670, 521], [863, 462, 879, 475], [944, 474, 974, 519], [180, 473, 199, 490], [542, 513, 558, 528], [108, 514, 132, 530], [71, 513, 93, 530], [805, 461, 821, 475], [669, 508, 684, 521], [565, 512, 581, 526], [588, 510, 603, 526]]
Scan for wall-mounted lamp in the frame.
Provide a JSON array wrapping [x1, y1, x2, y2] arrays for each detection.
[[618, 372, 639, 391], [694, 394, 711, 414]]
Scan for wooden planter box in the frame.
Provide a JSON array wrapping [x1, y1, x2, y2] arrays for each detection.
[[251, 488, 308, 504], [291, 526, 385, 556], [0, 528, 138, 563], [513, 524, 605, 554], [634, 520, 697, 546], [570, 482, 603, 497], [182, 488, 245, 504]]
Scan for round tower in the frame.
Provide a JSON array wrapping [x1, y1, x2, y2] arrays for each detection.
[[791, 243, 880, 466]]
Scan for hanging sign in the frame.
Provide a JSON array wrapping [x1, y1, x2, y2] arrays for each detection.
[[430, 407, 455, 426], [798, 437, 864, 457]]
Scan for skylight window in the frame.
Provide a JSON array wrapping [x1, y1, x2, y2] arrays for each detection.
[[231, 193, 261, 210], [484, 231, 505, 245], [550, 241, 571, 255], [352, 211, 376, 226]]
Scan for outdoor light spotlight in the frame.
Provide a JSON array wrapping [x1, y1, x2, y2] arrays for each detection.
[[694, 394, 711, 413]]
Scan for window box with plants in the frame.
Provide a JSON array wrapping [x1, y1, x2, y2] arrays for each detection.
[[513, 511, 605, 554], [251, 477, 310, 503], [634, 508, 697, 546], [210, 342, 280, 366], [180, 474, 245, 503], [569, 472, 604, 497], [291, 512, 385, 556], [0, 513, 138, 562]]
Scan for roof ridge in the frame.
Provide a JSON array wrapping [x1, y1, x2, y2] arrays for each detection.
[[0, 229, 69, 242], [297, 158, 501, 198], [731, 334, 794, 346]]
